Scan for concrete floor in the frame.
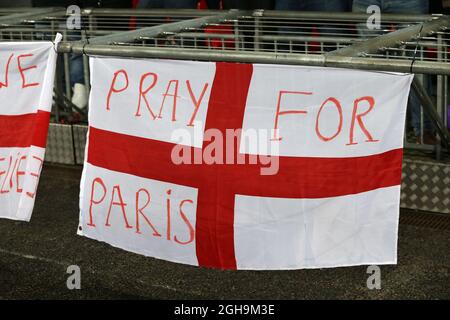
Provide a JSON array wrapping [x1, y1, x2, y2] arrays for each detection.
[[0, 164, 449, 299]]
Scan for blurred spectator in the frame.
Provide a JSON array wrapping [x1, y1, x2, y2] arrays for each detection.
[[32, 0, 132, 110], [273, 0, 352, 53], [136, 0, 276, 9], [222, 0, 275, 9], [137, 0, 197, 9], [353, 0, 428, 17], [353, 0, 436, 144], [32, 0, 132, 7], [275, 0, 351, 12]]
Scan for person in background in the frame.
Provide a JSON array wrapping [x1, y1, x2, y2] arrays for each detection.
[[353, 0, 437, 144], [275, 0, 351, 12], [221, 0, 275, 9], [136, 0, 276, 10], [353, 0, 428, 20], [32, 0, 132, 111], [31, 0, 87, 111], [273, 0, 352, 53], [137, 0, 197, 8]]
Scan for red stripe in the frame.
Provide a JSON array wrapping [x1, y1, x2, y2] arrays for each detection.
[[196, 62, 254, 270], [88, 126, 403, 198], [87, 62, 403, 269], [0, 111, 51, 148]]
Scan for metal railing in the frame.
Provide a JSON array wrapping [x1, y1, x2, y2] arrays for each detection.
[[0, 8, 448, 159]]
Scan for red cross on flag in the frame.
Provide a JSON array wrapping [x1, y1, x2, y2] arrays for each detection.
[[0, 38, 59, 221], [79, 57, 413, 270]]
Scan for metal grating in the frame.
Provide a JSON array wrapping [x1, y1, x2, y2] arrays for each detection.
[[51, 9, 449, 157], [117, 11, 428, 55], [0, 8, 214, 42], [45, 124, 75, 165], [400, 209, 450, 230], [401, 158, 450, 214]]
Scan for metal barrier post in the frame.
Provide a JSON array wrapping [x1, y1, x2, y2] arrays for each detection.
[[63, 30, 72, 101], [412, 76, 450, 151], [437, 32, 443, 159]]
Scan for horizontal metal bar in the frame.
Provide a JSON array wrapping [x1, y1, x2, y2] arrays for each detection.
[[82, 8, 223, 17], [142, 32, 237, 40], [19, 8, 431, 24], [57, 41, 323, 62], [404, 141, 437, 152], [259, 35, 358, 43], [324, 55, 450, 74], [260, 10, 436, 23], [0, 8, 58, 14], [0, 7, 65, 26], [57, 43, 450, 75]]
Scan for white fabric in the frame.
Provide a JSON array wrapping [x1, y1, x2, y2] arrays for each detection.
[[234, 186, 400, 270], [0, 146, 46, 221], [79, 163, 199, 266], [80, 57, 412, 269], [242, 64, 413, 157], [0, 37, 59, 221], [88, 57, 215, 147], [0, 40, 58, 115]]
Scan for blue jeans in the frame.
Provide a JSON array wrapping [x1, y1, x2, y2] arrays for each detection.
[[352, 0, 429, 14], [35, 23, 84, 86], [64, 29, 85, 86], [353, 0, 432, 136], [353, 0, 429, 37], [70, 55, 85, 86]]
